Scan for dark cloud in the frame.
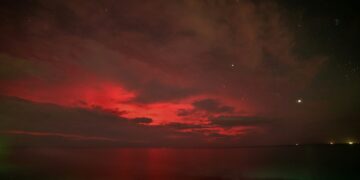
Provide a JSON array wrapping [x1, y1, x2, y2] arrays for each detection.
[[165, 123, 206, 130], [192, 98, 234, 114], [131, 117, 152, 124], [177, 98, 235, 117], [177, 108, 194, 116], [133, 80, 196, 103], [210, 115, 274, 127]]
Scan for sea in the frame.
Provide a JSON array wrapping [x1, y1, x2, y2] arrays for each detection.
[[0, 145, 359, 180]]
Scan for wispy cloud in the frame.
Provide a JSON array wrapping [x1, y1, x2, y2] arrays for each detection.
[[2, 130, 118, 142]]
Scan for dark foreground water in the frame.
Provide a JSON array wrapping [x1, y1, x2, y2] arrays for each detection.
[[0, 146, 359, 180]]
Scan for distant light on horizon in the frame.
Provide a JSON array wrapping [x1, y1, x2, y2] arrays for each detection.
[[329, 141, 334, 145], [348, 141, 354, 145]]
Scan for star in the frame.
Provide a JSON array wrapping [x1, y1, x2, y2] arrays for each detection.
[[297, 99, 302, 104]]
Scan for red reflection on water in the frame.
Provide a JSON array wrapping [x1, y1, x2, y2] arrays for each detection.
[[112, 148, 174, 180], [145, 149, 173, 180], [7, 148, 264, 179]]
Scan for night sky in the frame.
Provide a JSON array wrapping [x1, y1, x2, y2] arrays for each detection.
[[0, 0, 359, 147]]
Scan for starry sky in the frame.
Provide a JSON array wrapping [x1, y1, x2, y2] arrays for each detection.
[[0, 0, 359, 147]]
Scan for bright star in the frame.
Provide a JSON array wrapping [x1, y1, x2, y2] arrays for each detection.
[[297, 99, 302, 103]]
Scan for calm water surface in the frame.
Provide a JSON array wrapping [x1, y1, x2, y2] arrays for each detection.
[[0, 146, 359, 180]]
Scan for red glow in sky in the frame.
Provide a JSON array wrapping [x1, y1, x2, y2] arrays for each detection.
[[3, 0, 351, 146], [2, 76, 253, 136]]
